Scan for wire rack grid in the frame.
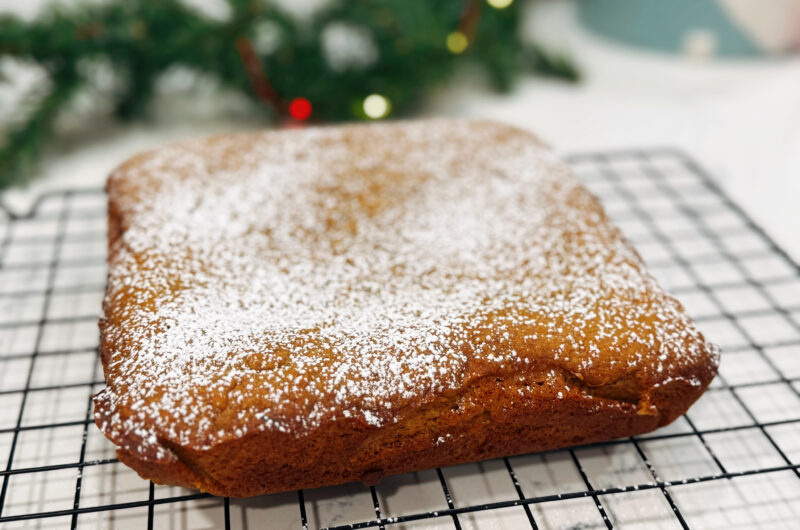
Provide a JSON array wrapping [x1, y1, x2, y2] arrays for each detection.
[[0, 149, 799, 529]]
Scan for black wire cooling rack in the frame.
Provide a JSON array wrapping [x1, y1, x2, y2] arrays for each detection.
[[0, 149, 799, 529]]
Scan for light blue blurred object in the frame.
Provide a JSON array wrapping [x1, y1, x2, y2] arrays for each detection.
[[579, 0, 800, 57]]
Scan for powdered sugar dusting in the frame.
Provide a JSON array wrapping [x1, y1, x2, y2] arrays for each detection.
[[95, 120, 717, 459]]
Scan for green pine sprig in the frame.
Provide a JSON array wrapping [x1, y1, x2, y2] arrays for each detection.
[[0, 0, 578, 189]]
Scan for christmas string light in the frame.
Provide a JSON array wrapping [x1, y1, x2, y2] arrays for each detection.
[[363, 94, 391, 119], [446, 32, 469, 54], [487, 0, 514, 9], [288, 98, 312, 121]]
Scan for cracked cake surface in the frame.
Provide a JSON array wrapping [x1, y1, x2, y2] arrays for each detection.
[[95, 119, 718, 497]]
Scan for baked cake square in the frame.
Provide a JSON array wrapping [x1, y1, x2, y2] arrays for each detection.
[[95, 120, 717, 497]]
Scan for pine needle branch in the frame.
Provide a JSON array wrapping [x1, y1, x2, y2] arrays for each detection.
[[0, 0, 579, 190], [0, 67, 83, 188]]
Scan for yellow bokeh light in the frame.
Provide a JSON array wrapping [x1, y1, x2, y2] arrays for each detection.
[[363, 94, 390, 119], [487, 0, 513, 8], [446, 31, 468, 54]]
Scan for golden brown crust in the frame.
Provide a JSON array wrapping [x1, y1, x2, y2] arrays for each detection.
[[95, 120, 717, 497], [107, 376, 703, 498]]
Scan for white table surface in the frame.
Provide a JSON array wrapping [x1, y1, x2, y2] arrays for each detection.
[[2, 0, 799, 262]]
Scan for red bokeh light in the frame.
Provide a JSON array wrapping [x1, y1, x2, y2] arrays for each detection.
[[289, 97, 312, 121]]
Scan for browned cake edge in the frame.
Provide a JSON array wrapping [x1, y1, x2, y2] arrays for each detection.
[[99, 365, 710, 498], [95, 136, 717, 498]]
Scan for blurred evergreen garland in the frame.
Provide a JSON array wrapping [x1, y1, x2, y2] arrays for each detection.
[[0, 0, 579, 189]]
